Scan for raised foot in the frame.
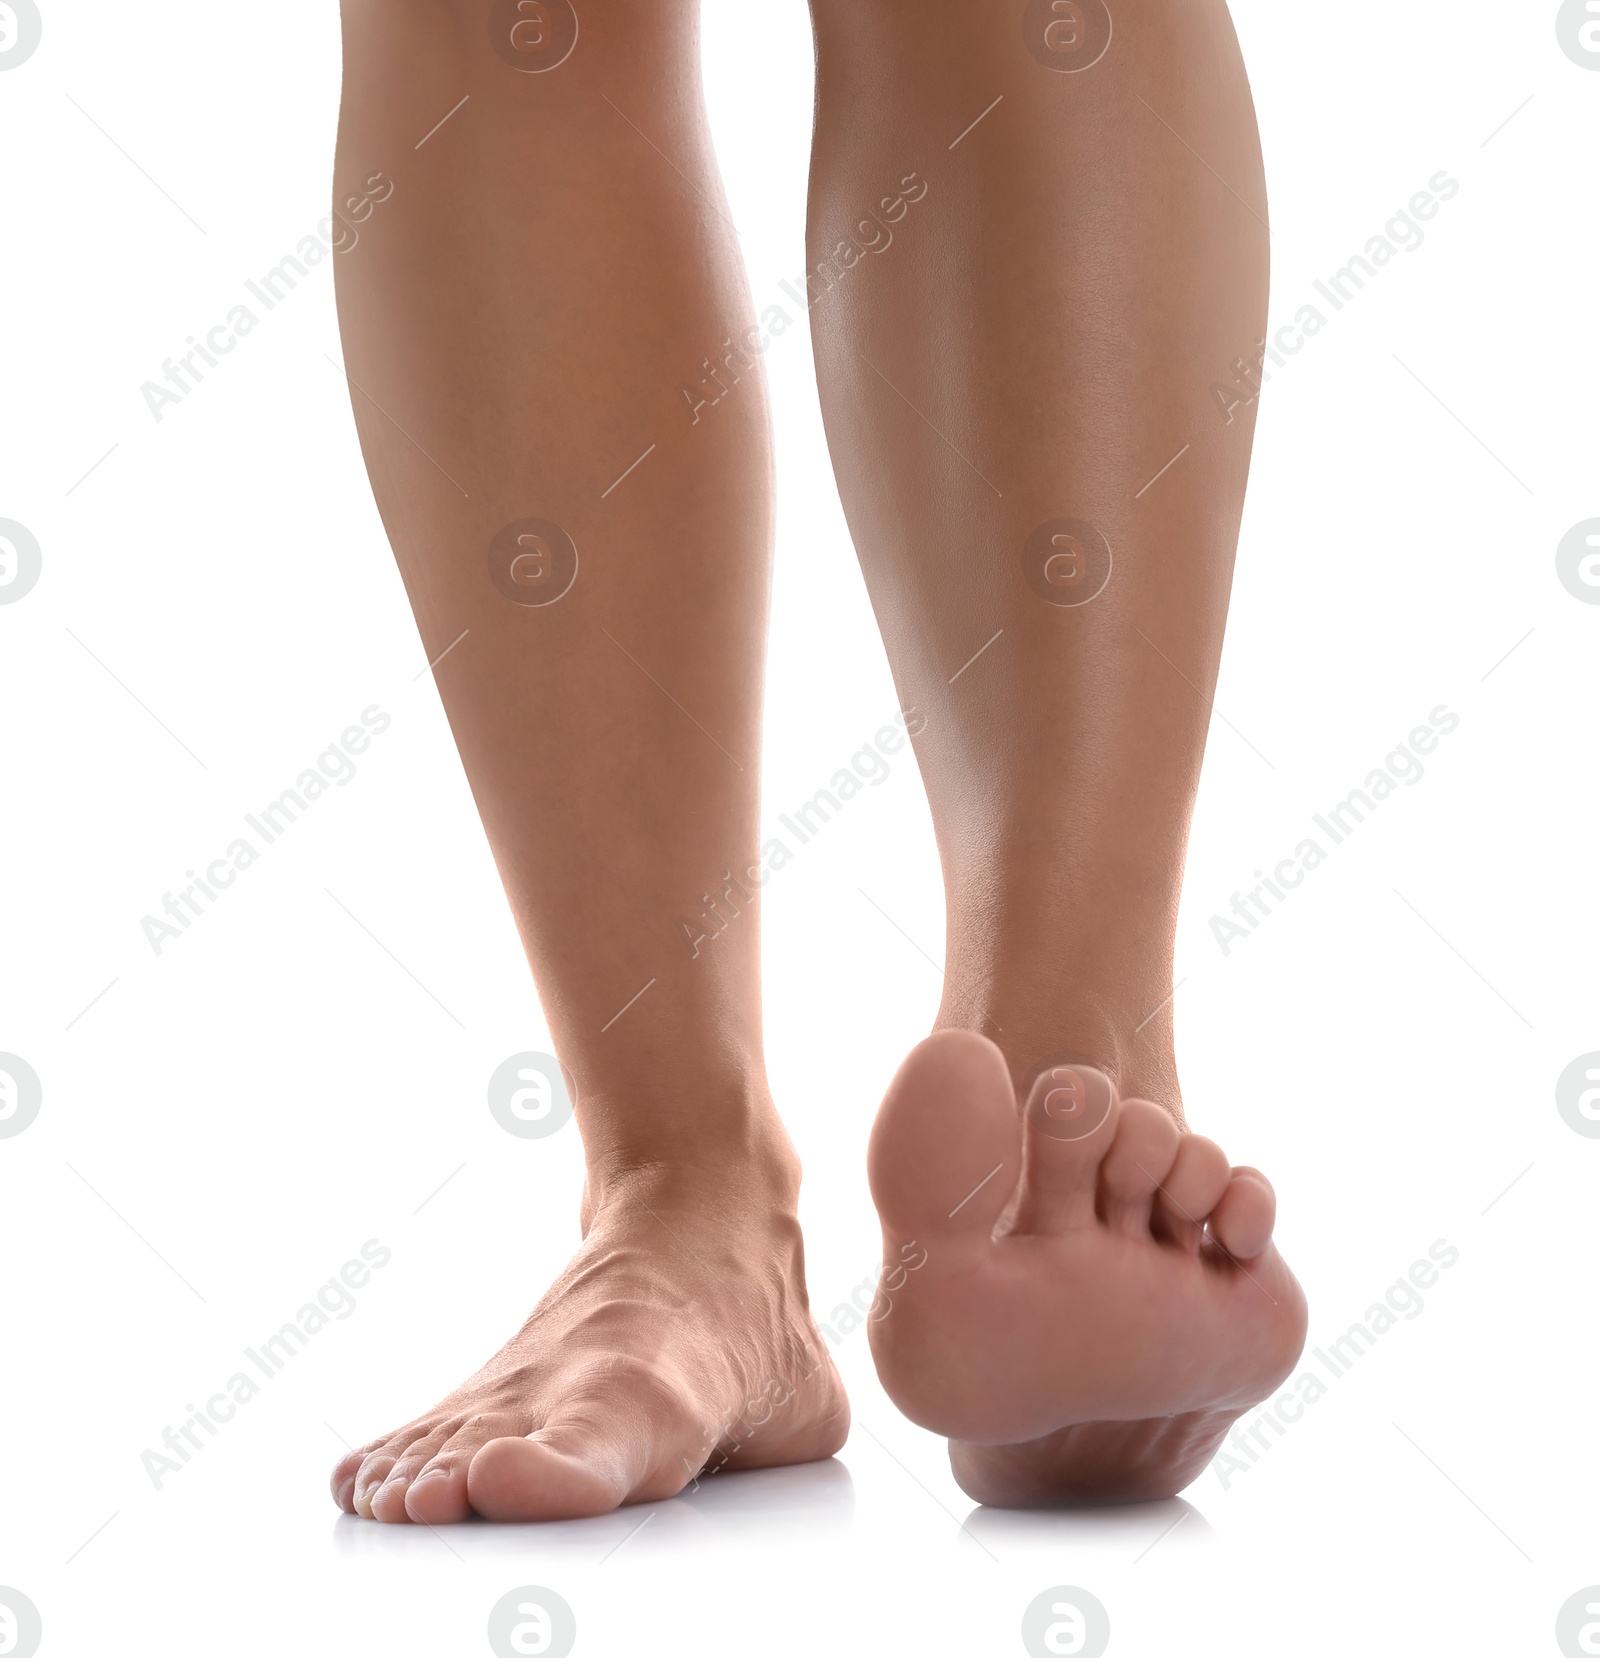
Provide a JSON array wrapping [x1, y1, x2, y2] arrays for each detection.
[[330, 1161, 849, 1523], [866, 1031, 1307, 1507]]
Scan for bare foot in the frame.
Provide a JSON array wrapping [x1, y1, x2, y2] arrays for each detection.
[[866, 1032, 1307, 1506], [331, 1151, 849, 1523]]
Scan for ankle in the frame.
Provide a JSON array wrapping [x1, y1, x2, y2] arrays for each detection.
[[578, 1093, 804, 1222]]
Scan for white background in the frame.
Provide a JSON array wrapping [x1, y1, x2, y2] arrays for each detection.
[[2, 2, 1598, 1654]]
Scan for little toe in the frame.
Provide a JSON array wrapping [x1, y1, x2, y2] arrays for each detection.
[[1210, 1167, 1277, 1261], [1152, 1134, 1232, 1249], [331, 1444, 375, 1513], [1011, 1064, 1119, 1234], [329, 1439, 391, 1518], [1097, 1098, 1181, 1236]]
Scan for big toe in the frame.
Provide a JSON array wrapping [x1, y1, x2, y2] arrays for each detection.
[[867, 1030, 1021, 1247], [468, 1435, 628, 1522]]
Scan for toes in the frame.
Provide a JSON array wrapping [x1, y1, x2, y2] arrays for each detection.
[[331, 1444, 377, 1513], [1152, 1134, 1232, 1249], [367, 1481, 412, 1524], [1096, 1098, 1181, 1237], [467, 1363, 698, 1522], [1011, 1064, 1119, 1234], [402, 1413, 522, 1524], [368, 1423, 458, 1524], [405, 1458, 474, 1526], [469, 1437, 626, 1522], [352, 1449, 399, 1519], [1210, 1167, 1277, 1261], [868, 1031, 1021, 1249]]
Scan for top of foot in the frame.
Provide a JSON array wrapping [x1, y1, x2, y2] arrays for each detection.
[[330, 1160, 849, 1524]]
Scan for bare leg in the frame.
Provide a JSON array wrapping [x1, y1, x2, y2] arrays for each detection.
[[327, 0, 845, 1523], [806, 0, 1307, 1501]]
